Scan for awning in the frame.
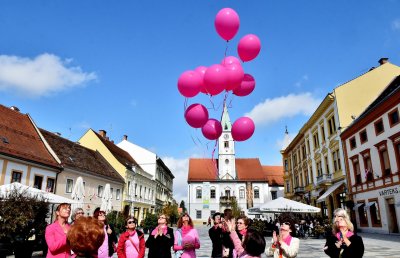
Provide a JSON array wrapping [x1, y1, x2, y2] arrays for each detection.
[[311, 188, 324, 198], [316, 180, 345, 203], [353, 203, 364, 210], [365, 201, 376, 209]]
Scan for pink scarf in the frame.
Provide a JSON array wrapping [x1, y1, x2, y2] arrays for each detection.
[[279, 235, 292, 257], [239, 229, 247, 237], [151, 225, 167, 236], [336, 231, 354, 240], [181, 225, 192, 235]]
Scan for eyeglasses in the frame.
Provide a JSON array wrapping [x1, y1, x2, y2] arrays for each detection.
[[127, 221, 136, 224], [237, 222, 244, 225], [98, 213, 106, 217], [76, 212, 84, 215], [282, 222, 291, 226], [159, 216, 166, 219]]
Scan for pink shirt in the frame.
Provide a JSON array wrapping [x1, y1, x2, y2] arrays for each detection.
[[45, 222, 71, 258], [174, 226, 200, 258], [98, 226, 111, 258]]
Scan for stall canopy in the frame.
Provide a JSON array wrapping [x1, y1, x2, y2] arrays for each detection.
[[316, 180, 345, 203], [250, 197, 321, 213], [0, 182, 78, 204]]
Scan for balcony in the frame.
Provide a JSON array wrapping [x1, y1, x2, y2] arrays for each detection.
[[294, 186, 305, 194], [316, 174, 332, 185], [220, 196, 236, 205]]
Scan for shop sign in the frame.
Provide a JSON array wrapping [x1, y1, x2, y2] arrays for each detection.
[[379, 186, 400, 196]]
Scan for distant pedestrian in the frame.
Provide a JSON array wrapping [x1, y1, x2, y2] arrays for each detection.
[[324, 208, 364, 258], [207, 216, 212, 227], [209, 212, 223, 258], [145, 214, 174, 258], [117, 216, 145, 258], [67, 216, 105, 258], [266, 213, 299, 258], [45, 203, 72, 258], [174, 212, 200, 258]]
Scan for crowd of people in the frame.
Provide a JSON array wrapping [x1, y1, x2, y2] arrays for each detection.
[[43, 204, 364, 258]]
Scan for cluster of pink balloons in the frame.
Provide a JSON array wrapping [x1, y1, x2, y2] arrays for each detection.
[[178, 8, 261, 142]]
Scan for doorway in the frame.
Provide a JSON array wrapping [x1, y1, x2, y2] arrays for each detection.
[[386, 198, 399, 233]]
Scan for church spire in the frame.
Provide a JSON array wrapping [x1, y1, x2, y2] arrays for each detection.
[[218, 105, 236, 180], [221, 104, 232, 132]]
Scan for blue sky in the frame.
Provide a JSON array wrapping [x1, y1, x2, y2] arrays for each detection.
[[1, 1, 400, 202]]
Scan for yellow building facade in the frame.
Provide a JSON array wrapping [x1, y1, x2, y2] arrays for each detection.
[[282, 59, 400, 219]]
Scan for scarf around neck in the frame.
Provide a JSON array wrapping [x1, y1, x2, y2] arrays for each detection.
[[181, 225, 192, 235], [336, 230, 354, 240], [151, 225, 167, 236]]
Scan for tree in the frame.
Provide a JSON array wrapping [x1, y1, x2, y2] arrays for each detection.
[[162, 201, 179, 226], [179, 200, 187, 213], [230, 197, 242, 218], [0, 188, 49, 257]]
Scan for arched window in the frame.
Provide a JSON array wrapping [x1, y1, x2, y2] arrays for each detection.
[[224, 187, 231, 197]]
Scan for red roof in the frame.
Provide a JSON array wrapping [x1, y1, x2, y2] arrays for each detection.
[[0, 105, 60, 169], [188, 158, 283, 185]]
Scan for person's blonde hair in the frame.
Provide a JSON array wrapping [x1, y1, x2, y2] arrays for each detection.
[[332, 208, 354, 234]]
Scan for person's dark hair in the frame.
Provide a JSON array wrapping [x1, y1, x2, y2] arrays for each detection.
[[278, 212, 296, 235], [67, 217, 105, 257], [93, 209, 107, 224], [237, 215, 250, 227], [242, 229, 266, 256], [212, 212, 221, 220], [125, 216, 137, 226], [177, 213, 193, 228], [223, 208, 233, 220]]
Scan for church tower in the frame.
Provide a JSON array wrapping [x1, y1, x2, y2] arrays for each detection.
[[218, 105, 236, 179]]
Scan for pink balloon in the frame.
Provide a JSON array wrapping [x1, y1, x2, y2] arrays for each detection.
[[237, 34, 261, 62], [233, 74, 256, 97], [203, 64, 227, 96], [221, 56, 241, 66], [215, 8, 240, 41], [177, 70, 202, 98], [194, 66, 208, 94], [201, 119, 222, 140], [231, 117, 255, 141], [184, 103, 209, 128], [225, 63, 244, 91]]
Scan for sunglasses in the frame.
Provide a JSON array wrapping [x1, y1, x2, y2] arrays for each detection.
[[237, 222, 244, 224], [159, 216, 166, 219], [127, 221, 136, 224], [282, 222, 291, 226]]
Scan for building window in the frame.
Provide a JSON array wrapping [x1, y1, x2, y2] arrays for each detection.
[[325, 156, 330, 174], [328, 115, 337, 135], [305, 170, 309, 185], [66, 179, 73, 193], [98, 185, 104, 198], [211, 210, 216, 217], [369, 200, 381, 226], [360, 130, 368, 144], [285, 180, 290, 193], [357, 202, 368, 226], [224, 141, 229, 148], [374, 119, 384, 135], [225, 189, 231, 197], [284, 159, 288, 171], [116, 189, 121, 200], [210, 188, 216, 199], [306, 139, 310, 153], [11, 171, 22, 183], [313, 132, 320, 149], [317, 161, 322, 176], [225, 159, 229, 165], [379, 148, 391, 177], [46, 178, 55, 192], [239, 188, 245, 199], [33, 175, 43, 189], [352, 158, 361, 184], [255, 214, 260, 218], [196, 188, 202, 199], [271, 191, 277, 200], [349, 137, 357, 149], [254, 188, 260, 199], [110, 188, 113, 199], [388, 109, 399, 127], [321, 125, 326, 142], [196, 210, 202, 219]]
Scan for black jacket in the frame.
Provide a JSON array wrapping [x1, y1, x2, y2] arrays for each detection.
[[209, 226, 224, 258], [324, 234, 364, 258], [145, 227, 174, 258]]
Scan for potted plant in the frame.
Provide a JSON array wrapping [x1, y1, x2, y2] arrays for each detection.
[[143, 214, 158, 234], [0, 188, 49, 258]]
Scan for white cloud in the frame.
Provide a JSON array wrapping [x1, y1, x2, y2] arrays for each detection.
[[276, 132, 295, 150], [0, 53, 97, 97], [294, 74, 309, 88], [245, 93, 321, 126], [162, 156, 189, 203], [392, 19, 400, 30]]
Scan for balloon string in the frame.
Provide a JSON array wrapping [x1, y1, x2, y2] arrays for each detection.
[[224, 41, 229, 58], [211, 138, 219, 178]]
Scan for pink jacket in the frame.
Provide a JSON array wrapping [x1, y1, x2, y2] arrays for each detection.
[[230, 231, 260, 258], [173, 227, 200, 258], [45, 222, 71, 258]]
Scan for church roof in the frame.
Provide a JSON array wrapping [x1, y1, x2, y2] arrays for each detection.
[[188, 158, 283, 184]]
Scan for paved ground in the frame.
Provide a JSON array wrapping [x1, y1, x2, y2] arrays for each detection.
[[19, 225, 400, 258]]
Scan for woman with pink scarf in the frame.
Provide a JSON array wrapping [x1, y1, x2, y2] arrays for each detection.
[[324, 208, 364, 258], [266, 214, 299, 258], [236, 215, 250, 242], [173, 213, 200, 258], [146, 214, 174, 258]]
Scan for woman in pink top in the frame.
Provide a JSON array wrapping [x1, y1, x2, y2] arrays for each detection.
[[45, 203, 72, 258], [117, 216, 145, 258], [173, 213, 200, 258], [94, 209, 117, 258]]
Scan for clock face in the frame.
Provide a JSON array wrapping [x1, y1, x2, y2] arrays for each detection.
[[224, 134, 229, 139]]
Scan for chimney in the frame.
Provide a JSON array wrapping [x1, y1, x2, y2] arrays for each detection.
[[123, 135, 128, 141], [378, 58, 388, 65], [99, 130, 107, 138], [10, 106, 20, 112]]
